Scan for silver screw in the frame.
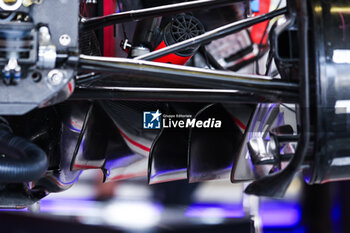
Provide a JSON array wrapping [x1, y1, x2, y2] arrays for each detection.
[[48, 70, 64, 86], [59, 34, 71, 46]]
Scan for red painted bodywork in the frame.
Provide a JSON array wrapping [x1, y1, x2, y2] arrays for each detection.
[[153, 41, 192, 65], [250, 0, 271, 45], [103, 0, 116, 57]]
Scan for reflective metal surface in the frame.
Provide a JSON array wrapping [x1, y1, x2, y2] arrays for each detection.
[[231, 104, 293, 181]]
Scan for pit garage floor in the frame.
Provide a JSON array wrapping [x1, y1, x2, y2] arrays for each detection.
[[0, 170, 304, 233]]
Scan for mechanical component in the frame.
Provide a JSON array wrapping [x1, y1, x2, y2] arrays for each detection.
[[269, 10, 299, 81], [153, 14, 205, 65], [37, 26, 56, 69], [76, 55, 298, 102], [130, 17, 161, 57], [148, 106, 189, 184], [37, 46, 56, 68], [130, 46, 150, 58], [0, 22, 36, 64], [70, 103, 110, 171], [245, 0, 310, 197], [39, 26, 50, 44], [59, 34, 71, 47], [120, 39, 132, 53], [100, 101, 157, 182], [3, 56, 21, 84], [80, 0, 239, 31], [188, 104, 242, 182], [303, 0, 350, 184], [135, 7, 287, 61], [248, 137, 277, 165], [0, 117, 48, 182], [47, 69, 63, 86], [231, 104, 280, 181], [0, 0, 79, 115], [7, 0, 350, 206], [0, 21, 35, 85], [23, 0, 42, 7], [0, 0, 23, 11], [205, 30, 255, 71], [231, 103, 298, 183], [35, 103, 88, 192]]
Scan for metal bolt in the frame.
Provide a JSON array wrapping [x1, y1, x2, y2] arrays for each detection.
[[48, 70, 64, 86], [59, 34, 71, 46]]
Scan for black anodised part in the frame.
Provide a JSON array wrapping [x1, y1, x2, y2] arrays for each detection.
[[188, 104, 243, 183], [70, 103, 114, 170], [303, 0, 350, 184], [163, 14, 205, 56], [133, 17, 162, 48], [269, 4, 299, 81], [80, 0, 240, 31], [135, 7, 287, 61], [74, 55, 299, 102], [245, 0, 310, 197], [0, 118, 48, 183], [148, 107, 189, 184], [72, 86, 281, 104]]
